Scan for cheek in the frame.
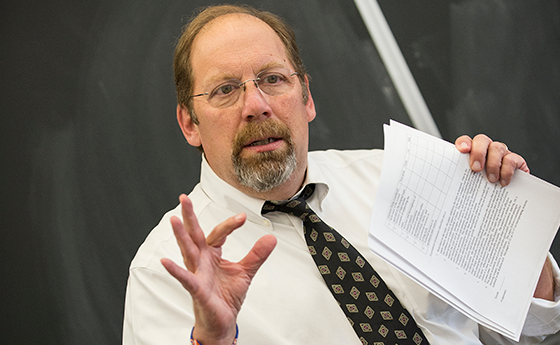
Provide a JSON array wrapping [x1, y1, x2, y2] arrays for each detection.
[[196, 108, 239, 147], [200, 124, 233, 151], [276, 98, 310, 134], [274, 92, 307, 120]]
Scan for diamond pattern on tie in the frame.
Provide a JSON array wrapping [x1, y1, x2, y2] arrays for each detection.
[[262, 184, 429, 344]]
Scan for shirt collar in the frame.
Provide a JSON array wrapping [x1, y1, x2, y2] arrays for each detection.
[[199, 153, 330, 222], [200, 155, 267, 225], [304, 153, 329, 212]]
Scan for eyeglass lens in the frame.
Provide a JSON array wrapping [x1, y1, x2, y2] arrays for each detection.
[[198, 69, 297, 108]]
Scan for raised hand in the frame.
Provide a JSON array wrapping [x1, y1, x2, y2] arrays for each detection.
[[161, 194, 277, 344]]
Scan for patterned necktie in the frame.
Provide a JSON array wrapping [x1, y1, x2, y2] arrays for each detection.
[[262, 184, 429, 345]]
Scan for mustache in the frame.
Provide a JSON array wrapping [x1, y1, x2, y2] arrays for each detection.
[[232, 120, 292, 157]]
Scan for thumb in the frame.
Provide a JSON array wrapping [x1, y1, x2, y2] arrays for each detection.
[[238, 234, 277, 278]]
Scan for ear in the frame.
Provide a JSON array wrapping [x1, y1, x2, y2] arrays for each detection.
[[303, 76, 316, 122], [177, 104, 202, 147]]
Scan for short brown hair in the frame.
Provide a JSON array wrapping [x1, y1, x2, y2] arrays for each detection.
[[173, 4, 308, 124]]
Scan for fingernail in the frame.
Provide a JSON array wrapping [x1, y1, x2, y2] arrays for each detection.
[[460, 142, 469, 150], [500, 179, 507, 187], [472, 161, 481, 171], [488, 174, 497, 182]]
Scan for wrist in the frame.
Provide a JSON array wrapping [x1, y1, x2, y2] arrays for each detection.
[[534, 257, 555, 301], [191, 324, 238, 345]]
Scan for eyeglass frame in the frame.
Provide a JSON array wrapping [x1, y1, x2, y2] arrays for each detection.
[[188, 69, 299, 108]]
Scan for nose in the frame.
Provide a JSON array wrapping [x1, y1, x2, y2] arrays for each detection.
[[239, 78, 272, 120]]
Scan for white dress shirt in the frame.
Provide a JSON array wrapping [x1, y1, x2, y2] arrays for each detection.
[[123, 149, 560, 344]]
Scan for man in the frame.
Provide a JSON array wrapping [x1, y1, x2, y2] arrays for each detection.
[[123, 5, 559, 345]]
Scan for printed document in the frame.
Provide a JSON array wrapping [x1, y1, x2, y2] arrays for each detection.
[[369, 120, 560, 341]]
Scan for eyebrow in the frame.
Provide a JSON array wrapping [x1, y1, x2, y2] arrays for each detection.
[[205, 72, 239, 87], [204, 62, 290, 86], [258, 61, 287, 72]]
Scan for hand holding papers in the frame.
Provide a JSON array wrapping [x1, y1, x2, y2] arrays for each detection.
[[369, 120, 560, 341]]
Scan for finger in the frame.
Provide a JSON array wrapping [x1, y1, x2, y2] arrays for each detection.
[[498, 152, 530, 186], [170, 215, 201, 272], [179, 194, 207, 248], [206, 213, 247, 247], [485, 141, 510, 183], [161, 258, 201, 294], [454, 135, 472, 153], [238, 234, 277, 278], [469, 134, 493, 172]]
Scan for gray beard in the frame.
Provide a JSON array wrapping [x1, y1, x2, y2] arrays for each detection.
[[232, 146, 297, 193]]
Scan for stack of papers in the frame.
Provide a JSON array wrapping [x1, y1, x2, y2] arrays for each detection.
[[369, 120, 560, 341]]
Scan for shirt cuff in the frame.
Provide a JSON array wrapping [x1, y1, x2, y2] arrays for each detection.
[[522, 253, 560, 337]]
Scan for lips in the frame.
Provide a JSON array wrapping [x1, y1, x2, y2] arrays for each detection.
[[243, 136, 284, 154], [247, 137, 281, 147]]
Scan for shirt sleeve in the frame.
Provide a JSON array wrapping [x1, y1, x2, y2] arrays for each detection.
[[520, 253, 560, 335], [123, 266, 195, 345], [479, 252, 560, 344]]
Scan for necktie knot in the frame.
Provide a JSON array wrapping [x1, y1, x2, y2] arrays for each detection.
[[262, 184, 315, 219]]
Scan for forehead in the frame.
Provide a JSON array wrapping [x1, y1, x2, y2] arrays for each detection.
[[191, 13, 291, 80]]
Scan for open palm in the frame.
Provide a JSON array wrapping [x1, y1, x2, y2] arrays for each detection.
[[161, 194, 277, 344]]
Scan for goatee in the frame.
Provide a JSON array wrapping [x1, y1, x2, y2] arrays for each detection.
[[231, 120, 297, 192]]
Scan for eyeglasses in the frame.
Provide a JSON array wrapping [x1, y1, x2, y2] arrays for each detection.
[[190, 68, 298, 109]]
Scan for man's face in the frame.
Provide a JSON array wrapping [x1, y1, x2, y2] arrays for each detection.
[[180, 13, 316, 197]]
